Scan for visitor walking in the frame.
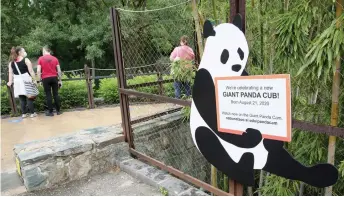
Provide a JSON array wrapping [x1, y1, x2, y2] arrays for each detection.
[[37, 46, 62, 116], [170, 35, 195, 99], [7, 47, 38, 118]]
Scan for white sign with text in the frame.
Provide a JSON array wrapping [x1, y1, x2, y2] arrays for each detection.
[[215, 74, 291, 142]]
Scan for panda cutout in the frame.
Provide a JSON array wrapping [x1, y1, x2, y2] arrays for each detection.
[[190, 16, 338, 187]]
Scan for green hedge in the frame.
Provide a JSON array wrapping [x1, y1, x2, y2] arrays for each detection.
[[97, 75, 163, 104], [1, 75, 176, 114], [1, 85, 11, 115], [1, 80, 88, 115], [97, 78, 119, 104], [32, 80, 88, 112]]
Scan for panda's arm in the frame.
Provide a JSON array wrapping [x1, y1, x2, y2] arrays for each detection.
[[192, 68, 262, 148]]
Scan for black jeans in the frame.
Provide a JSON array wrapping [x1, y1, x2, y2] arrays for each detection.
[[42, 77, 61, 113], [19, 95, 35, 114]]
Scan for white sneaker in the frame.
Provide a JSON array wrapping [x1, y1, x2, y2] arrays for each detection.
[[22, 114, 28, 118], [30, 113, 37, 118]]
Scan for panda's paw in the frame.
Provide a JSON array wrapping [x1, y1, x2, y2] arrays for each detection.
[[306, 163, 338, 187], [242, 128, 263, 146]]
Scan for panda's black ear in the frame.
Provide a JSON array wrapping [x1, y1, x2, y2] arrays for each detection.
[[203, 20, 216, 38], [233, 14, 243, 31]]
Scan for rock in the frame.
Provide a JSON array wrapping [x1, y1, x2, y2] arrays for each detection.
[[22, 166, 47, 191], [68, 152, 92, 180]]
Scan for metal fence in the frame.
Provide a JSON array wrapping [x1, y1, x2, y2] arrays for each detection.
[[110, 1, 235, 195]]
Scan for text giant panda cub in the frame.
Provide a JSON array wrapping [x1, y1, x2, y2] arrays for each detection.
[[190, 17, 338, 187]]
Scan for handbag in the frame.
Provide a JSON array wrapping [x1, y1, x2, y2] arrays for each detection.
[[13, 61, 39, 99]]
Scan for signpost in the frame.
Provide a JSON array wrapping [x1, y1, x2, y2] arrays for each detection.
[[215, 74, 292, 142]]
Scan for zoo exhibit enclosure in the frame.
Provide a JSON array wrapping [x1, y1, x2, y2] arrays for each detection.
[[3, 0, 343, 196], [110, 0, 344, 196]]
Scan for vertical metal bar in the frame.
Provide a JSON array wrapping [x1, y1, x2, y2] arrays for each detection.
[[110, 9, 128, 143], [229, 180, 244, 196], [239, 0, 246, 34], [325, 0, 343, 195], [110, 7, 135, 149], [229, 0, 239, 23], [229, 0, 246, 33], [229, 0, 245, 195]]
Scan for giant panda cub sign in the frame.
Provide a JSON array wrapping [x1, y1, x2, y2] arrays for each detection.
[[190, 15, 338, 187]]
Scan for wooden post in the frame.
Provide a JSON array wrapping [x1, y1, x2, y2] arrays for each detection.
[[91, 59, 96, 83], [324, 0, 343, 195], [84, 65, 95, 109], [7, 85, 18, 116], [191, 0, 204, 58], [84, 65, 91, 108]]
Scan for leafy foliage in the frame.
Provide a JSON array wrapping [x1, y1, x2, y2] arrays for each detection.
[[97, 78, 120, 104], [170, 60, 196, 82], [1, 85, 11, 115]]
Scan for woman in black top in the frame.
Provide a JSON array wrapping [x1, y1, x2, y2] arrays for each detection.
[[7, 46, 38, 118]]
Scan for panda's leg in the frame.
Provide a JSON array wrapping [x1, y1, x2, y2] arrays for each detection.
[[195, 126, 255, 186], [262, 139, 338, 187]]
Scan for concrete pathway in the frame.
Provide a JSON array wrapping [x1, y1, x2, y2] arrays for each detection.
[[1, 103, 174, 172]]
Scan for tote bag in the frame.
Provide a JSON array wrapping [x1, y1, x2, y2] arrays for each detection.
[[13, 62, 39, 99]]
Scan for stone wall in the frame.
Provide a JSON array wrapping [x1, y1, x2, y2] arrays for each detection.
[[14, 126, 128, 191], [132, 111, 211, 183], [13, 111, 210, 192]]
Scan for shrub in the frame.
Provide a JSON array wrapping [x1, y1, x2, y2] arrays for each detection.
[[34, 80, 88, 111], [59, 80, 88, 108], [163, 75, 174, 97], [128, 75, 159, 94], [1, 85, 11, 115], [97, 78, 119, 104]]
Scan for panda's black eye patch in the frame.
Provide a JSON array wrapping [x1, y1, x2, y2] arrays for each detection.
[[232, 64, 242, 72], [220, 49, 229, 64], [237, 47, 244, 60]]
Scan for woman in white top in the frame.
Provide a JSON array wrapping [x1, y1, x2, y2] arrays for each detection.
[[7, 46, 37, 118]]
